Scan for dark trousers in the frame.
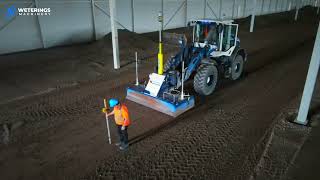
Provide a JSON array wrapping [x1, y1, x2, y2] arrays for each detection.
[[117, 125, 128, 145]]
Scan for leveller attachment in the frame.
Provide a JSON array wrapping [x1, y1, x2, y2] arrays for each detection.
[[126, 87, 195, 117]]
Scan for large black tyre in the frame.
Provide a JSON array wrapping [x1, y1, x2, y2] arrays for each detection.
[[164, 57, 176, 72], [230, 54, 244, 80], [194, 65, 219, 96]]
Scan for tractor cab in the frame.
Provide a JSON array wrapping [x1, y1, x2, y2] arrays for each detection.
[[190, 20, 239, 57]]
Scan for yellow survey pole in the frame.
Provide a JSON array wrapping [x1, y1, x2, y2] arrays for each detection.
[[158, 43, 163, 75], [158, 11, 164, 75]]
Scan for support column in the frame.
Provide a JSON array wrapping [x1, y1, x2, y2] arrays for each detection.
[[243, 0, 247, 17], [250, 0, 257, 32], [238, 5, 241, 18], [185, 0, 188, 26], [232, 0, 236, 19], [219, 0, 222, 20], [204, 0, 207, 19], [295, 0, 300, 21], [268, 0, 272, 12], [261, 0, 265, 14], [131, 0, 134, 32], [288, 0, 292, 11], [91, 0, 97, 40], [109, 0, 120, 69], [34, 0, 46, 48], [295, 21, 320, 125]]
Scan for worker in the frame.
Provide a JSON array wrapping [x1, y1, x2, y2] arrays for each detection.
[[205, 24, 218, 45], [102, 99, 131, 150]]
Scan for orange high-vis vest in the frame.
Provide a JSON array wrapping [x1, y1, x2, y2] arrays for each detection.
[[114, 104, 131, 126]]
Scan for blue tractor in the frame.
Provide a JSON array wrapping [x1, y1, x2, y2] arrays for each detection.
[[127, 20, 247, 117]]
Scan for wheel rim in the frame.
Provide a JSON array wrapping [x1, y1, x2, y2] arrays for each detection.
[[206, 75, 214, 86], [235, 62, 240, 73]]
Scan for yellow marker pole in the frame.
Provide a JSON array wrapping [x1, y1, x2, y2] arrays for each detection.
[[158, 11, 164, 75], [158, 42, 163, 75]]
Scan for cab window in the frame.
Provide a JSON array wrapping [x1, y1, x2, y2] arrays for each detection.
[[222, 24, 238, 51]]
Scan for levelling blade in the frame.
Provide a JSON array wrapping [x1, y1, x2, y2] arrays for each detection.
[[126, 87, 195, 117]]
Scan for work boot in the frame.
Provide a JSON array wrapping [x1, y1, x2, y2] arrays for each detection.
[[119, 143, 129, 150]]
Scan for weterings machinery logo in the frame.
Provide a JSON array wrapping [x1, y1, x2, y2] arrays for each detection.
[[5, 5, 16, 19], [5, 5, 51, 19]]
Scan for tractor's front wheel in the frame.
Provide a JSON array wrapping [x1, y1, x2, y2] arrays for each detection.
[[194, 65, 218, 96], [230, 54, 244, 80]]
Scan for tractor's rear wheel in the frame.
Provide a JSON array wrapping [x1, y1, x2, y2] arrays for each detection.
[[194, 65, 218, 96], [230, 54, 244, 80]]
